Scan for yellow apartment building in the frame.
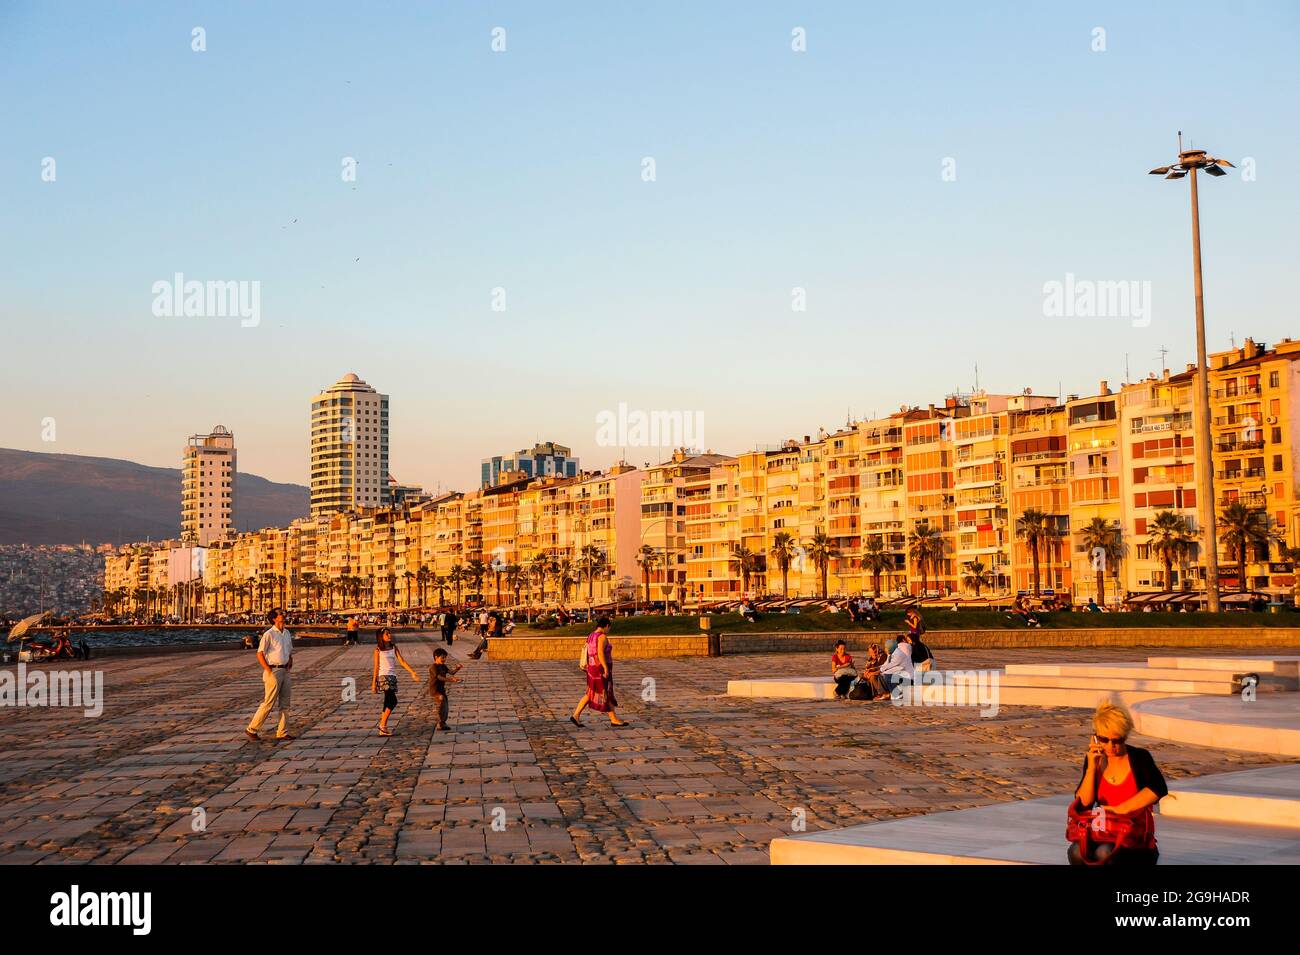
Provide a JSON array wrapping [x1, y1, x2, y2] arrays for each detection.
[[639, 450, 735, 605], [682, 458, 741, 603], [1066, 384, 1123, 605], [952, 394, 1011, 596], [1119, 369, 1201, 592], [858, 411, 919, 596], [1209, 337, 1300, 596], [823, 427, 862, 594], [1008, 398, 1072, 596], [903, 406, 963, 596]]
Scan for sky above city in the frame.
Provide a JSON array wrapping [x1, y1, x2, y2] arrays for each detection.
[[3, 2, 1298, 493]]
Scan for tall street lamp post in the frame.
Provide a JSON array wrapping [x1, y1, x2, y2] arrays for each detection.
[[1149, 133, 1235, 613]]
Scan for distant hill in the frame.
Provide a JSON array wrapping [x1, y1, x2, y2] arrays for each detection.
[[0, 448, 308, 545]]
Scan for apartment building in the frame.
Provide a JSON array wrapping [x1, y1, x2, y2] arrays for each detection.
[[1008, 397, 1072, 595], [1208, 337, 1300, 594], [310, 373, 389, 518], [181, 425, 235, 545], [1119, 369, 1201, 592], [1066, 384, 1123, 604]]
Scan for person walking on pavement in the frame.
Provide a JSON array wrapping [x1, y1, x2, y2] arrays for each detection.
[[371, 627, 420, 737], [246, 608, 295, 741], [440, 608, 458, 645], [570, 616, 628, 727]]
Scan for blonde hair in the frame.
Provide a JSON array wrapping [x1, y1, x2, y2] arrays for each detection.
[[1093, 699, 1133, 739]]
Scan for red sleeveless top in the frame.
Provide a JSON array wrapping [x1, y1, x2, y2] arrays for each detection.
[[1098, 767, 1139, 807]]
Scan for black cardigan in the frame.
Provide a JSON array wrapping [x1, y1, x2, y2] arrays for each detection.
[[1076, 745, 1169, 806]]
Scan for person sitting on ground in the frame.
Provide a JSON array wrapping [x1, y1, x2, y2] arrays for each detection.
[[876, 632, 915, 700], [1068, 700, 1166, 865], [849, 642, 890, 700], [830, 640, 857, 700], [1009, 596, 1040, 628], [739, 599, 759, 623], [862, 597, 881, 622], [1085, 597, 1102, 613]]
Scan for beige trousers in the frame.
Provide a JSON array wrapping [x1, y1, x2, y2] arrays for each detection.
[[248, 667, 291, 737]]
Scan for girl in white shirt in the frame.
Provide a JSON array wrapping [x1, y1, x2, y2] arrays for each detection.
[[371, 628, 420, 736]]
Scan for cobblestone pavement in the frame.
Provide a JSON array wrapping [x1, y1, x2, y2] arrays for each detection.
[[0, 639, 1293, 864]]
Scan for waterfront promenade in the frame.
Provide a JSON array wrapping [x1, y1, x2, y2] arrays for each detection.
[[0, 640, 1293, 865]]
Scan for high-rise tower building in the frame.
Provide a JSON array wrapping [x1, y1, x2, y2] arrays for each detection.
[[310, 373, 389, 518], [182, 425, 236, 545]]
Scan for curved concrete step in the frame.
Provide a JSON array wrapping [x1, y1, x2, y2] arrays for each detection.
[[772, 766, 1300, 864], [1131, 695, 1300, 758]]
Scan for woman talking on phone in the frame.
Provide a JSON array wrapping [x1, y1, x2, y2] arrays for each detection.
[[1069, 700, 1168, 865]]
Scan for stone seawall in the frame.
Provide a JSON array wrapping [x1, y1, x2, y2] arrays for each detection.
[[487, 628, 1300, 660]]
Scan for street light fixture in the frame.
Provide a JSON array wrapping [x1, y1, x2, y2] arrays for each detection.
[[1148, 132, 1234, 613]]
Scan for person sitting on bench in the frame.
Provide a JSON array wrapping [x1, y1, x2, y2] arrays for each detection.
[[876, 633, 915, 700]]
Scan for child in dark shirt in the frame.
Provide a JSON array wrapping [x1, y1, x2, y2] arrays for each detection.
[[428, 647, 464, 731]]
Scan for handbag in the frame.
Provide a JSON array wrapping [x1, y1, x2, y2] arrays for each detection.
[[833, 665, 858, 680], [579, 644, 589, 670], [1066, 799, 1154, 864], [377, 675, 397, 692]]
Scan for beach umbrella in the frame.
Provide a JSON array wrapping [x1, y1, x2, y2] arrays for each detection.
[[7, 611, 49, 642]]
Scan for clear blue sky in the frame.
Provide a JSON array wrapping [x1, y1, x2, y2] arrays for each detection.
[[3, 1, 1297, 492]]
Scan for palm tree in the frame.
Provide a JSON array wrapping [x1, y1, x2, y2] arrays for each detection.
[[727, 544, 760, 597], [1219, 500, 1271, 593], [1078, 518, 1121, 606], [962, 560, 993, 596], [552, 559, 576, 603], [466, 558, 487, 598], [301, 572, 317, 611], [635, 545, 660, 604], [769, 531, 798, 598], [1148, 510, 1193, 590], [861, 535, 892, 598], [416, 565, 430, 609], [528, 553, 550, 604], [908, 523, 944, 597], [1015, 508, 1055, 596], [449, 563, 465, 608], [803, 528, 838, 600], [403, 570, 414, 608], [433, 573, 448, 608], [505, 563, 523, 605], [579, 544, 607, 601]]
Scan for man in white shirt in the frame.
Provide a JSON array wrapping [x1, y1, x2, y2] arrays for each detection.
[[246, 608, 295, 741], [878, 633, 915, 698]]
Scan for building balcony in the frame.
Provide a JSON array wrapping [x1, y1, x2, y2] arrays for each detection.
[[1216, 440, 1265, 453], [1213, 384, 1261, 398], [1218, 468, 1265, 481]]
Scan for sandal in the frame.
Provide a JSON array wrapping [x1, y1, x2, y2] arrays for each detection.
[[378, 727, 392, 737]]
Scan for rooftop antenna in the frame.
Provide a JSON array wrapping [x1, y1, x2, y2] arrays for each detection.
[[1125, 353, 1131, 385], [974, 362, 980, 391], [1156, 345, 1169, 375]]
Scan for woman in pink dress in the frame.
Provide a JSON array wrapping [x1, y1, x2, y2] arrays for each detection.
[[570, 616, 628, 727]]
